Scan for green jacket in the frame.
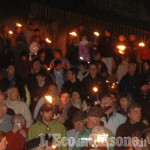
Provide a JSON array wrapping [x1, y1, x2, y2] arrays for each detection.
[[73, 127, 114, 150], [73, 127, 90, 150], [27, 120, 67, 150]]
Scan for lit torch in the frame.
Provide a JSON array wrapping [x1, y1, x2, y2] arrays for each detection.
[[93, 86, 100, 104], [111, 83, 116, 89], [16, 23, 22, 27], [9, 30, 13, 35], [94, 32, 100, 37], [47, 67, 51, 71], [79, 56, 84, 60], [93, 87, 98, 93], [69, 32, 77, 37], [95, 133, 108, 143], [45, 95, 56, 116], [45, 95, 52, 103], [52, 145, 56, 149], [139, 42, 145, 47], [117, 45, 126, 55], [45, 38, 52, 44]]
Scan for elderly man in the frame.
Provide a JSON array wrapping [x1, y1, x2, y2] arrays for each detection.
[[6, 87, 33, 128], [100, 95, 126, 135], [27, 103, 67, 150], [0, 102, 12, 132], [67, 111, 90, 150], [86, 106, 114, 150]]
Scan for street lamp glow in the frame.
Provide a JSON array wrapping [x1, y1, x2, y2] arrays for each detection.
[[45, 95, 52, 103], [94, 32, 100, 37], [139, 42, 145, 47], [69, 32, 77, 37], [16, 23, 22, 27], [45, 38, 52, 44]]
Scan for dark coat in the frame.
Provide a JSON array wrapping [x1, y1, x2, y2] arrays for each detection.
[[115, 120, 147, 150], [82, 74, 108, 102], [62, 80, 86, 99], [0, 77, 10, 92], [66, 45, 79, 66], [16, 59, 32, 83], [98, 36, 115, 57], [118, 73, 141, 98]]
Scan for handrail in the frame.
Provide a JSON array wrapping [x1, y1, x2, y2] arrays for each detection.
[[31, 2, 150, 41]]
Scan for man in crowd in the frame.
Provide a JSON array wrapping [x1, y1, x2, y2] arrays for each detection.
[[6, 64, 26, 101], [27, 103, 67, 150], [62, 68, 85, 99], [118, 63, 141, 98], [82, 62, 108, 103], [67, 111, 90, 150], [101, 95, 126, 135], [86, 106, 114, 150], [115, 103, 148, 150], [6, 87, 33, 128], [50, 59, 67, 93]]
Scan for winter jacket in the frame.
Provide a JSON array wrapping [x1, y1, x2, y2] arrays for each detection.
[[6, 99, 33, 128], [101, 111, 126, 135]]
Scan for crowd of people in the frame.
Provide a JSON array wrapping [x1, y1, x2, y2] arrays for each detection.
[[0, 22, 150, 150]]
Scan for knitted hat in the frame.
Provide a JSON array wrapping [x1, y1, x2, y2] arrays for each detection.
[[72, 111, 85, 122], [86, 106, 111, 118]]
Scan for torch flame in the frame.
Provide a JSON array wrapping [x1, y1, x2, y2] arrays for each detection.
[[93, 87, 98, 93], [111, 83, 116, 89], [47, 67, 51, 71], [9, 31, 13, 35], [16, 23, 22, 27], [94, 32, 100, 37], [45, 95, 52, 103], [139, 42, 145, 47], [80, 56, 84, 60], [106, 80, 109, 83], [52, 145, 56, 149], [45, 38, 52, 44], [69, 32, 77, 37], [117, 45, 126, 54], [96, 133, 108, 143]]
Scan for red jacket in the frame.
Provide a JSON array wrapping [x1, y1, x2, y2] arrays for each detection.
[[7, 127, 28, 150], [138, 46, 150, 60]]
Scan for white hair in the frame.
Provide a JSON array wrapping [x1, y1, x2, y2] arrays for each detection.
[[91, 126, 105, 134]]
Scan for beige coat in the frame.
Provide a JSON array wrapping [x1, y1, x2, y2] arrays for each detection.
[[6, 99, 33, 128]]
